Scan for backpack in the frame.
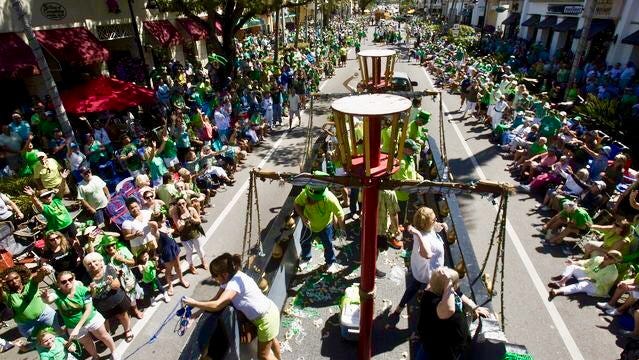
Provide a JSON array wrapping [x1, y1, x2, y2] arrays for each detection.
[[621, 339, 639, 360]]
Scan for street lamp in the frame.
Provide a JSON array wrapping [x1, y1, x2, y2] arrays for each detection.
[[330, 94, 411, 360]]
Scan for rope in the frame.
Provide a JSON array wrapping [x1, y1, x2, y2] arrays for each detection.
[[473, 195, 504, 284], [498, 194, 509, 330], [241, 171, 254, 266], [122, 298, 185, 360], [438, 92, 449, 170], [252, 173, 264, 256]]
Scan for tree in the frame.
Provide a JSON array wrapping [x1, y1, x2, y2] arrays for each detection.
[[9, 0, 75, 142], [158, 0, 312, 83]]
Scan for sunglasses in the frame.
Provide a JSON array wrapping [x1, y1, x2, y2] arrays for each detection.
[[47, 235, 59, 241], [144, 195, 153, 200], [178, 202, 187, 206], [59, 278, 74, 285]]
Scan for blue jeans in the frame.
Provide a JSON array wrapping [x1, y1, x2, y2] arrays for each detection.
[[16, 305, 61, 339], [94, 207, 109, 227], [273, 104, 282, 125], [300, 224, 336, 265], [398, 271, 426, 308], [349, 187, 360, 214]]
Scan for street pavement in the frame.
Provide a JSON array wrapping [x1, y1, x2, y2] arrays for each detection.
[[1, 27, 624, 360], [387, 35, 622, 360]]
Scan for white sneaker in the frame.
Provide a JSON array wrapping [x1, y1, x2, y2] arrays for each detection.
[[596, 301, 613, 310], [298, 260, 311, 271], [163, 292, 171, 303], [606, 308, 621, 316], [326, 263, 342, 274]]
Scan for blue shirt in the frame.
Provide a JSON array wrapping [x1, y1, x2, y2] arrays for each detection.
[[9, 121, 30, 141]]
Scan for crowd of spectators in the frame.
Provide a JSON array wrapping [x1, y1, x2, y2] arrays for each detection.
[[413, 18, 639, 348], [0, 17, 367, 360]]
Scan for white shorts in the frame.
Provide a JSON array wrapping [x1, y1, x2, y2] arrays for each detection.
[[465, 101, 476, 112], [71, 312, 105, 339], [163, 157, 180, 168]]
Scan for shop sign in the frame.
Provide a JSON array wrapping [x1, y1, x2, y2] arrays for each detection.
[[40, 2, 67, 21], [547, 4, 583, 15]]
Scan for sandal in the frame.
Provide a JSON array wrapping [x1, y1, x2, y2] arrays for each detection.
[[167, 286, 174, 296], [180, 280, 190, 288], [124, 330, 134, 343]]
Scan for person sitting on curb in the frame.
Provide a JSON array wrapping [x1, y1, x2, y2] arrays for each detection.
[[294, 171, 346, 274], [548, 250, 622, 300], [541, 200, 592, 246]]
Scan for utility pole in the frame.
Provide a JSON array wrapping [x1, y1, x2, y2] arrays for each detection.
[[479, 0, 489, 42], [274, 7, 281, 62], [9, 0, 75, 142], [567, 0, 597, 95], [127, 0, 151, 87]]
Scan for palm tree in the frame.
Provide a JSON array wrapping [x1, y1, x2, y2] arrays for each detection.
[[9, 0, 75, 142]]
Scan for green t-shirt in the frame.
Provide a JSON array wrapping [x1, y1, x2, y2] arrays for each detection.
[[121, 143, 142, 171], [391, 156, 419, 201], [294, 190, 344, 233], [533, 101, 546, 119], [87, 141, 107, 165], [54, 283, 96, 328], [529, 142, 548, 156], [141, 261, 158, 284], [37, 336, 69, 360], [560, 207, 592, 229], [1, 279, 46, 324], [161, 139, 178, 159], [539, 115, 562, 138], [408, 120, 428, 142], [149, 156, 168, 181], [42, 198, 72, 231], [39, 119, 58, 139], [381, 126, 395, 154]]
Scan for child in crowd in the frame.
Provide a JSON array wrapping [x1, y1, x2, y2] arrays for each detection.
[[136, 249, 170, 305]]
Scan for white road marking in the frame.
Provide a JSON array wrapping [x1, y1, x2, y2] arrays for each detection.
[[422, 68, 585, 360], [114, 130, 291, 358]]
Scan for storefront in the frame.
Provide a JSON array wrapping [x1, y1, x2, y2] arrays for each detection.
[[176, 18, 209, 67], [501, 12, 520, 39], [0, 32, 39, 119], [143, 20, 185, 68]]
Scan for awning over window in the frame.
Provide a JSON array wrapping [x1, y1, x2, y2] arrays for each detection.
[[574, 19, 615, 40], [241, 18, 265, 30], [0, 32, 39, 78], [554, 17, 578, 32], [537, 16, 557, 29], [521, 15, 540, 27], [176, 18, 209, 40], [143, 20, 183, 46], [34, 27, 110, 66], [501, 13, 520, 26], [622, 29, 639, 46]]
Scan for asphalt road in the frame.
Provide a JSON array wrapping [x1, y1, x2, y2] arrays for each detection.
[[1, 26, 624, 360]]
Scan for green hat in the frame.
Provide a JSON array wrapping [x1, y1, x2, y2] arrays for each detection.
[[101, 235, 118, 247], [404, 139, 420, 152], [416, 109, 431, 123], [305, 171, 329, 201]]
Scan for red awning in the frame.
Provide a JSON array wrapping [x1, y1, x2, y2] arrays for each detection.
[[176, 18, 209, 40], [34, 27, 110, 66], [0, 33, 39, 78], [61, 76, 155, 114], [144, 20, 183, 46]]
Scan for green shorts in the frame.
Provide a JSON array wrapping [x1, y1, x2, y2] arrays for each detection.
[[253, 302, 280, 343]]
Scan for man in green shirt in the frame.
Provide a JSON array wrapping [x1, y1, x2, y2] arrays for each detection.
[[294, 173, 345, 274], [25, 169, 78, 246], [408, 109, 430, 149], [543, 200, 593, 245], [118, 135, 142, 177], [391, 139, 424, 223], [538, 112, 562, 139], [0, 265, 60, 348]]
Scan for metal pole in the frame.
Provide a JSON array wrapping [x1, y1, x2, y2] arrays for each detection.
[[274, 7, 280, 62], [127, 0, 151, 87], [358, 116, 382, 360], [566, 0, 597, 97]]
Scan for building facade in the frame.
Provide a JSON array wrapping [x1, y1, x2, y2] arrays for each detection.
[[0, 0, 212, 102], [514, 0, 639, 66]]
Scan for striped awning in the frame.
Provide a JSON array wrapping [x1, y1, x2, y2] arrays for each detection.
[[537, 16, 557, 29], [521, 15, 540, 27], [501, 13, 520, 26]]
